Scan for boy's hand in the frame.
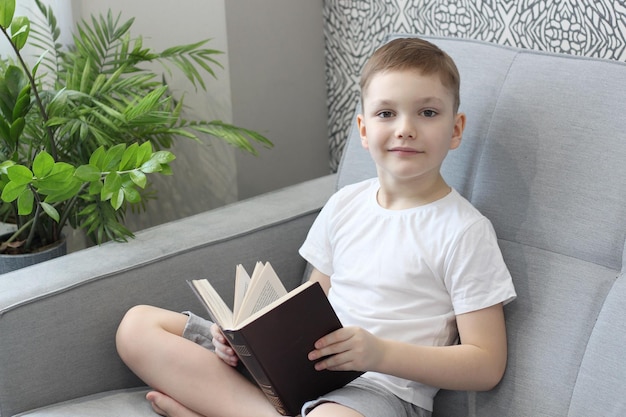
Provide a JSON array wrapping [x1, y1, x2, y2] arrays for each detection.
[[308, 326, 384, 372], [210, 323, 239, 367]]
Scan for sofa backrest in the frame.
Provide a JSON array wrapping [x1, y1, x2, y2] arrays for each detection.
[[336, 35, 626, 417]]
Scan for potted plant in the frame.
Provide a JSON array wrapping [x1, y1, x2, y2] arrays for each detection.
[[0, 0, 271, 271]]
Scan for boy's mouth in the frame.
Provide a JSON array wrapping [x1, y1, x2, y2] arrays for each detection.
[[389, 147, 422, 154]]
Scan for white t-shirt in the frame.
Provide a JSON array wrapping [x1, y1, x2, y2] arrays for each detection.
[[299, 178, 516, 411]]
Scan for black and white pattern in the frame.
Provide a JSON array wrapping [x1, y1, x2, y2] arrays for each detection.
[[323, 0, 626, 170]]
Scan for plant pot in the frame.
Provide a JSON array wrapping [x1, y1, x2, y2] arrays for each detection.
[[0, 235, 67, 274]]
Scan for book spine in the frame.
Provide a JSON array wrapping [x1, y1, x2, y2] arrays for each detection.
[[224, 330, 290, 416]]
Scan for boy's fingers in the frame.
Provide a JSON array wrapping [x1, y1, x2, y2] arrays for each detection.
[[314, 327, 351, 349], [309, 338, 350, 362], [313, 351, 353, 371]]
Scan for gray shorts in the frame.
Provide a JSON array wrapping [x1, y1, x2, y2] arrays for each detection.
[[182, 311, 256, 381], [182, 312, 431, 417], [301, 378, 431, 417], [181, 311, 216, 350]]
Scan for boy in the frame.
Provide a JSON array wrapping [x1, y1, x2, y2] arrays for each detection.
[[116, 37, 516, 417]]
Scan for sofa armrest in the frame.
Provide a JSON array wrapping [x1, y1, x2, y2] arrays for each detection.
[[0, 174, 335, 417]]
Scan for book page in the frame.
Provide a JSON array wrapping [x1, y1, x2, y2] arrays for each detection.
[[236, 280, 314, 329], [234, 263, 287, 326], [233, 265, 251, 319], [189, 279, 234, 329], [250, 261, 265, 280], [234, 262, 265, 317]]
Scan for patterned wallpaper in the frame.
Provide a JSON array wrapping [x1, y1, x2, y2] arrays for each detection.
[[323, 0, 626, 170]]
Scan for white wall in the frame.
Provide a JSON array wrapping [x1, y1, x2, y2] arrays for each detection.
[[225, 0, 330, 199]]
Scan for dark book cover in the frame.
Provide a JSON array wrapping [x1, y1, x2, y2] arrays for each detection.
[[223, 282, 362, 416]]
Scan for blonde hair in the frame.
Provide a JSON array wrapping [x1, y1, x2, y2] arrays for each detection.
[[359, 37, 461, 112]]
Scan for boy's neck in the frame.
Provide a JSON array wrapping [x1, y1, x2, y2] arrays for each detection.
[[376, 174, 451, 210]]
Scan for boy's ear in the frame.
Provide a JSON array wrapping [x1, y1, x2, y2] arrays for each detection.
[[450, 112, 466, 150], [357, 114, 368, 149]]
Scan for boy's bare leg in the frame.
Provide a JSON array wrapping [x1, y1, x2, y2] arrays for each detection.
[[146, 391, 204, 417], [116, 305, 281, 417]]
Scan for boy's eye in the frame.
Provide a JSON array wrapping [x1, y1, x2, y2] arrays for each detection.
[[421, 109, 437, 118], [376, 111, 394, 118]]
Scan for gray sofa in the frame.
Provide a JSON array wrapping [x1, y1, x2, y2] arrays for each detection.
[[1, 34, 625, 417]]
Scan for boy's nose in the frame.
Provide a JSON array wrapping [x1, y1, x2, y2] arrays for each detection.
[[396, 118, 416, 139]]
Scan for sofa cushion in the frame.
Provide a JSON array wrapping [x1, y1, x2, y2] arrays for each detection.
[[13, 388, 153, 417], [568, 243, 626, 417], [469, 240, 617, 416], [470, 49, 626, 271]]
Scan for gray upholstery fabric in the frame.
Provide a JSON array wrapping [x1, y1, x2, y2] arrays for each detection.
[[568, 262, 626, 416], [472, 242, 617, 416], [2, 35, 626, 417], [335, 102, 374, 190], [470, 51, 626, 270], [13, 388, 152, 417]]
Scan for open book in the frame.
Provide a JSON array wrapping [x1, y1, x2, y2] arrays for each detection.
[[188, 262, 362, 416]]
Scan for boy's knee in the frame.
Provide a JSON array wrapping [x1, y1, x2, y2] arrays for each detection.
[[118, 305, 152, 334], [116, 305, 154, 361]]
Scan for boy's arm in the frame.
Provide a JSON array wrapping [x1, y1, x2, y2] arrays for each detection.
[[308, 267, 331, 295], [309, 303, 508, 391]]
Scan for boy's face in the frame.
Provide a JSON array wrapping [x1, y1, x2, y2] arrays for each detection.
[[358, 69, 465, 188]]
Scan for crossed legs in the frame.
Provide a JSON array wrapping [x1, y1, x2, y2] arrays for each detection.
[[115, 305, 280, 417], [116, 305, 363, 417]]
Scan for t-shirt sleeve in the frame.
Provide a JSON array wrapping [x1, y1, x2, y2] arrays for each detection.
[[298, 197, 335, 277], [444, 218, 517, 315]]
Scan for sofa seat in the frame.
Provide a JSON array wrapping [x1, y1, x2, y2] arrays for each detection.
[[14, 388, 151, 417]]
